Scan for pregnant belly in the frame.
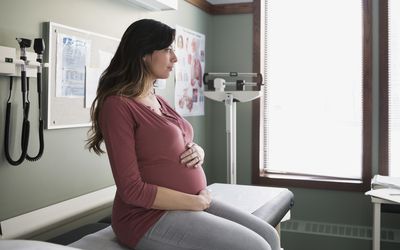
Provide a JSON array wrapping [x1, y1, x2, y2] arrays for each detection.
[[141, 163, 207, 195]]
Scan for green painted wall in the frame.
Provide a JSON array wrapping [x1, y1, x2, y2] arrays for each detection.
[[1, 0, 400, 249], [0, 0, 212, 221]]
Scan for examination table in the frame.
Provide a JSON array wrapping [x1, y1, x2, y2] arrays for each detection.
[[0, 183, 294, 249], [61, 183, 294, 250]]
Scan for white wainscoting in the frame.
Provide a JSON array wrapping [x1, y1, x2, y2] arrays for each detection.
[[0, 185, 116, 240]]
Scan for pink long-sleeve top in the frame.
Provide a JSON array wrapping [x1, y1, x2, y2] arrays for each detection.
[[99, 95, 207, 248]]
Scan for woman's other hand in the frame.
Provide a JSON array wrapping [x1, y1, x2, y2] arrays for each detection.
[[196, 188, 211, 210], [180, 142, 205, 168], [152, 187, 211, 211]]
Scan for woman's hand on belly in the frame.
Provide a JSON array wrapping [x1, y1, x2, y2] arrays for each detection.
[[180, 142, 205, 168], [151, 186, 211, 211]]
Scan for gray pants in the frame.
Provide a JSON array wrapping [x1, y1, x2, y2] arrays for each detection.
[[135, 200, 280, 250]]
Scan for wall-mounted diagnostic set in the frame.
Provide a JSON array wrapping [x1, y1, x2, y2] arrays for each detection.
[[1, 38, 47, 166]]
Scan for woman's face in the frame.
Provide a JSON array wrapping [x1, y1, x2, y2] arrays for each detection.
[[144, 46, 177, 80]]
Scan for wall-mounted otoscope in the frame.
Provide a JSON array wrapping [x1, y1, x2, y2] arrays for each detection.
[[16, 38, 31, 117], [4, 38, 46, 166], [203, 72, 263, 184], [25, 38, 45, 161]]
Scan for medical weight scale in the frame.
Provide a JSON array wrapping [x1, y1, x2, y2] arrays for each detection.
[[203, 72, 263, 184]]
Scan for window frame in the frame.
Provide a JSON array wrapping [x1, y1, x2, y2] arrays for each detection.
[[379, 0, 389, 176], [251, 0, 373, 191]]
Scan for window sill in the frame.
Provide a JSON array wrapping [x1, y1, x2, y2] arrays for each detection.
[[252, 172, 370, 192]]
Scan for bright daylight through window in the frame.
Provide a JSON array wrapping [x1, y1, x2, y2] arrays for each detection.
[[388, 0, 400, 176], [262, 0, 364, 181]]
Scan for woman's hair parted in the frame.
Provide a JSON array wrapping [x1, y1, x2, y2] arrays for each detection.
[[86, 19, 175, 154]]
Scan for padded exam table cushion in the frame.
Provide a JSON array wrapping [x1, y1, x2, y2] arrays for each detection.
[[68, 184, 294, 250], [209, 183, 294, 227]]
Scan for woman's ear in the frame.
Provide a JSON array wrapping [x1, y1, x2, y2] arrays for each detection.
[[143, 54, 150, 63]]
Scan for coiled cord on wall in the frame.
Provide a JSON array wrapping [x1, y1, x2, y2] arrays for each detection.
[[4, 76, 30, 166], [26, 73, 45, 161], [26, 38, 46, 161]]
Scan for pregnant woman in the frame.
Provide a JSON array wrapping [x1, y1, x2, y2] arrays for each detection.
[[86, 19, 280, 250]]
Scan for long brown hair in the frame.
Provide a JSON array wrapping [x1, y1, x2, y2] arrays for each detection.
[[86, 19, 175, 154]]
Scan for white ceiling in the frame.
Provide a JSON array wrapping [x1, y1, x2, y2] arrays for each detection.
[[206, 0, 253, 4]]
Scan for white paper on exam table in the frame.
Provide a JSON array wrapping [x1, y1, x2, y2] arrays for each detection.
[[365, 188, 400, 203], [371, 175, 400, 189]]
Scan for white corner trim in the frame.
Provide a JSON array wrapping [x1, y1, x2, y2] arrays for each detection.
[[0, 185, 116, 240]]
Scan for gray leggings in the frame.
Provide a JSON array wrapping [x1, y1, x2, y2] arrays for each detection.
[[135, 200, 280, 250]]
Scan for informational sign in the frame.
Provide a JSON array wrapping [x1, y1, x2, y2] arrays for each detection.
[[174, 26, 205, 116]]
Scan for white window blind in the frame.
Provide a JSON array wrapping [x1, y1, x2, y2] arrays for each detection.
[[389, 0, 400, 176], [263, 0, 363, 179]]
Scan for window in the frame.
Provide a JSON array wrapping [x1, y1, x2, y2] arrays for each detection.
[[252, 0, 372, 191], [380, 0, 400, 177]]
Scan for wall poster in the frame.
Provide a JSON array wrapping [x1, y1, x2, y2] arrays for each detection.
[[174, 25, 205, 116]]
